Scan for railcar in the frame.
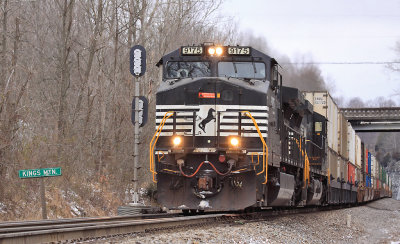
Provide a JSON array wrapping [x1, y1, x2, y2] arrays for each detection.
[[149, 43, 391, 212]]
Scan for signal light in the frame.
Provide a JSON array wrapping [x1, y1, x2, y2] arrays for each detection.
[[208, 47, 216, 55], [173, 136, 182, 146], [216, 47, 223, 55], [230, 137, 239, 147]]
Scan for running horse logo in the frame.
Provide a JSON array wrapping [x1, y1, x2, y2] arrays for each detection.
[[198, 108, 216, 133]]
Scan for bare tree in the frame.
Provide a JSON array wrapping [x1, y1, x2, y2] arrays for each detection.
[[0, 0, 244, 220], [347, 97, 365, 108], [365, 96, 397, 107]]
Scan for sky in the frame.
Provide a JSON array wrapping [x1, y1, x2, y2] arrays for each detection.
[[220, 0, 400, 104]]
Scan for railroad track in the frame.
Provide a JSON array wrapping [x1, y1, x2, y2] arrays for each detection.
[[0, 205, 348, 244], [0, 212, 233, 244]]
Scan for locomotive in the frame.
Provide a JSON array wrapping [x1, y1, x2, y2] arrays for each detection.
[[149, 43, 391, 212]]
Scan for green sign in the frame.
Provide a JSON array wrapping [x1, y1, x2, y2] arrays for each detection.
[[19, 167, 62, 179]]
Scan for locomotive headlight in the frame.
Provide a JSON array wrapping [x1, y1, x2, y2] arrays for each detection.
[[173, 136, 182, 146], [230, 137, 239, 147], [208, 47, 216, 55], [216, 47, 223, 55]]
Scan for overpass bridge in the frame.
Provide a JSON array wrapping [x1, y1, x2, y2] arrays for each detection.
[[341, 107, 400, 132]]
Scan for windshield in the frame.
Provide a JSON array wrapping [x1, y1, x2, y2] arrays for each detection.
[[218, 62, 266, 79], [166, 62, 211, 78]]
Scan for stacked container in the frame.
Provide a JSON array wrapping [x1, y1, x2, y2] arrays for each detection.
[[366, 175, 371, 187], [304, 92, 339, 152], [341, 157, 347, 181], [361, 142, 366, 184], [348, 163, 356, 184], [347, 124, 356, 164], [328, 150, 339, 180], [355, 135, 361, 168], [337, 113, 348, 158], [368, 152, 372, 176], [371, 155, 376, 179]]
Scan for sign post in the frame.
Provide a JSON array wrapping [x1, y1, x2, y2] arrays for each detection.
[[19, 167, 62, 219], [129, 45, 147, 206]]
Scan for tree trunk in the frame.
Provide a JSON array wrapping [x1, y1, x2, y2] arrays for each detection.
[[0, 0, 8, 200], [57, 0, 74, 148], [72, 1, 103, 125], [0, 0, 7, 90]]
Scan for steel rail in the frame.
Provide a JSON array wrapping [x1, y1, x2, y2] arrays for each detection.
[[0, 213, 181, 234], [0, 213, 229, 244]]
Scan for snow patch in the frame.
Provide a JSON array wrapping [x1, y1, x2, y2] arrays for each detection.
[[199, 200, 211, 209], [0, 202, 6, 214]]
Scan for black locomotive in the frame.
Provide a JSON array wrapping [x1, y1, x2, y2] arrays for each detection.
[[150, 43, 390, 212]]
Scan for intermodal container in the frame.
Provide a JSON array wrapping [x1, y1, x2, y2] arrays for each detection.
[[348, 162, 356, 184], [371, 155, 377, 178], [368, 152, 371, 175], [347, 124, 356, 164], [328, 149, 339, 180], [355, 135, 362, 168], [356, 167, 361, 183], [304, 91, 339, 152], [337, 113, 348, 158], [366, 175, 371, 187], [361, 142, 366, 183], [339, 156, 347, 181]]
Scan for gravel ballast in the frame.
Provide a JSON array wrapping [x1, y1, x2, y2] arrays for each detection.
[[98, 198, 400, 243]]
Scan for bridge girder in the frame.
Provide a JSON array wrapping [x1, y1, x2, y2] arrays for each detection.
[[342, 107, 400, 132]]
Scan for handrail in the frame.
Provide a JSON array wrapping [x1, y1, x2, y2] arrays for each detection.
[[242, 111, 269, 184], [157, 151, 165, 161], [149, 111, 174, 183], [294, 138, 310, 188], [327, 168, 330, 185], [250, 152, 261, 166]]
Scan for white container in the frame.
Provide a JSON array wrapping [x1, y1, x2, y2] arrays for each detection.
[[376, 160, 380, 180], [371, 155, 376, 178], [355, 135, 362, 168], [337, 112, 348, 158], [304, 91, 339, 152], [347, 124, 356, 165]]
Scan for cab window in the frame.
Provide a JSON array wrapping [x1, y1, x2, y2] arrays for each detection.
[[218, 62, 266, 79], [165, 62, 211, 78]]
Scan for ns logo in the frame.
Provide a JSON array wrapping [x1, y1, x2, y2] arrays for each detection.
[[197, 108, 216, 134]]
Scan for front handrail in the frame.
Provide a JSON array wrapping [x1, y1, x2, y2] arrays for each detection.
[[149, 111, 174, 183], [241, 111, 269, 184]]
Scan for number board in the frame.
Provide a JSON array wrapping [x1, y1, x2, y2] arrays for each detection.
[[228, 46, 251, 55], [181, 46, 203, 55]]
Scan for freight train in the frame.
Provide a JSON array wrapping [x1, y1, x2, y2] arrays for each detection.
[[149, 43, 392, 213]]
